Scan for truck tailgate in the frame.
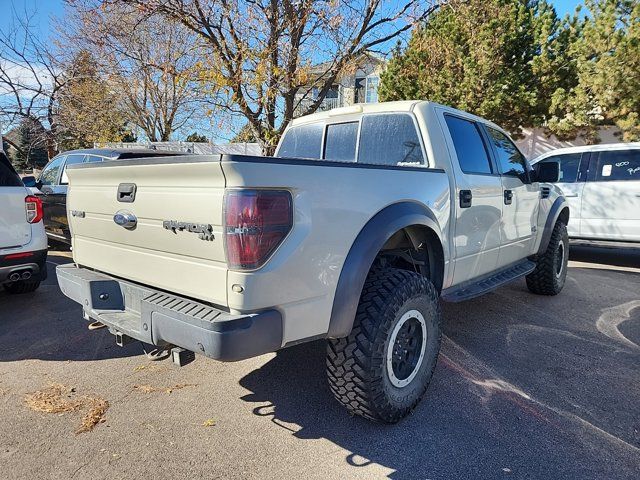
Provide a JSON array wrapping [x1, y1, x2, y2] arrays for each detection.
[[65, 157, 227, 306]]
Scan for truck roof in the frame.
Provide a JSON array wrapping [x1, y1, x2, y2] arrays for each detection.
[[532, 142, 640, 162]]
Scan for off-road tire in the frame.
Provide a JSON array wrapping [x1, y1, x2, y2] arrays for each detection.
[[326, 268, 442, 423], [526, 221, 568, 295], [3, 280, 41, 294]]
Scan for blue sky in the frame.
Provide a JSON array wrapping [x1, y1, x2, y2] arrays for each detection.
[[0, 0, 586, 36]]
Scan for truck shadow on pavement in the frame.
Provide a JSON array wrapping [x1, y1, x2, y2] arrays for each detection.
[[239, 246, 640, 479], [0, 252, 141, 362]]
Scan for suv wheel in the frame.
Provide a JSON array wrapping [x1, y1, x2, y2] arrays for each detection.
[[526, 221, 569, 295], [326, 268, 442, 423], [3, 280, 41, 294]]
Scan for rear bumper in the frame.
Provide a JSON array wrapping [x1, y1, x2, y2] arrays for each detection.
[[56, 264, 282, 362], [0, 249, 47, 284]]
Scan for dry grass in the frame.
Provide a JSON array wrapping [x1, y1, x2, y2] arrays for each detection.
[[133, 383, 197, 394], [24, 383, 109, 434], [133, 364, 167, 373]]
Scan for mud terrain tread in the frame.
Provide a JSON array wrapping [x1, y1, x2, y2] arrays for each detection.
[[526, 221, 568, 295]]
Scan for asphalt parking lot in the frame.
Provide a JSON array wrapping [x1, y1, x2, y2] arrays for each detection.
[[0, 244, 638, 479]]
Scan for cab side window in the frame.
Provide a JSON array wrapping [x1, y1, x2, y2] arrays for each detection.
[[539, 153, 582, 183], [60, 154, 86, 185], [594, 150, 640, 182], [486, 127, 527, 179], [444, 115, 493, 174], [39, 156, 66, 186]]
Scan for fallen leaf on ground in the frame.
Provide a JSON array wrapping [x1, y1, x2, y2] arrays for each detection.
[[133, 383, 197, 394], [202, 418, 216, 427], [24, 383, 109, 434]]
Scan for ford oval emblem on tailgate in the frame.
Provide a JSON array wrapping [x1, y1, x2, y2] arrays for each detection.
[[113, 210, 137, 230]]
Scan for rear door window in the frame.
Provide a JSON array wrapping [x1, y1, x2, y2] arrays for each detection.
[[85, 155, 104, 163], [323, 122, 358, 162], [0, 152, 22, 187], [60, 154, 87, 185], [444, 115, 493, 174], [39, 156, 66, 186], [357, 114, 425, 166], [539, 153, 583, 183], [277, 123, 324, 159], [593, 150, 640, 182], [485, 127, 527, 179]]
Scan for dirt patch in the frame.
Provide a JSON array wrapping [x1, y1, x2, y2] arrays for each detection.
[[24, 383, 109, 434], [133, 383, 197, 394]]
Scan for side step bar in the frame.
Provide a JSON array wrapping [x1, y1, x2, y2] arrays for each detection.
[[441, 260, 536, 302]]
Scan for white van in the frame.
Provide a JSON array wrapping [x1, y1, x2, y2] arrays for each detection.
[[533, 143, 640, 242], [0, 150, 48, 293]]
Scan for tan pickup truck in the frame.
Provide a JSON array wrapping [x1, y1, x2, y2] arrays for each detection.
[[57, 101, 568, 422]]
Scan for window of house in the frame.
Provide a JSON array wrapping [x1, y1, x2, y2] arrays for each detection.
[[594, 150, 640, 181], [277, 123, 324, 159], [444, 115, 493, 174], [486, 127, 527, 178], [358, 114, 425, 165], [365, 77, 379, 103], [354, 78, 365, 103], [324, 122, 358, 162], [539, 153, 582, 183]]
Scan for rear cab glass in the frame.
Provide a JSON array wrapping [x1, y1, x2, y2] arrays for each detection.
[[277, 112, 426, 166], [0, 152, 22, 187]]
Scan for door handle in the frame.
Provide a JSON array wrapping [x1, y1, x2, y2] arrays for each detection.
[[565, 194, 578, 198], [459, 190, 472, 208], [504, 189, 513, 205]]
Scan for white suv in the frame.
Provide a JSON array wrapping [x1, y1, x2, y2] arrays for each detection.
[[533, 143, 640, 242], [0, 151, 48, 293]]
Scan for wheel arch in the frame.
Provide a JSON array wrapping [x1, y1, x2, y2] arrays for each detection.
[[538, 196, 569, 255], [327, 202, 444, 338]]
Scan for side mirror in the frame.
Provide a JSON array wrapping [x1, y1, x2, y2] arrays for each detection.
[[22, 175, 37, 187], [535, 161, 560, 183]]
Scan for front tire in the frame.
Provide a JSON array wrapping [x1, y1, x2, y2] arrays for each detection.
[[326, 268, 442, 423], [526, 221, 569, 295], [3, 280, 41, 294]]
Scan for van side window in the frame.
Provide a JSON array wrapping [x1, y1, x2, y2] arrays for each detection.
[[277, 123, 324, 159], [358, 114, 425, 166], [324, 122, 358, 162], [594, 150, 640, 182], [39, 156, 66, 186], [444, 115, 492, 174], [540, 153, 582, 183], [486, 127, 527, 178]]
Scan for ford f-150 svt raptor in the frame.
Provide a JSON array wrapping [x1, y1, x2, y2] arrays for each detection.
[[57, 101, 568, 423]]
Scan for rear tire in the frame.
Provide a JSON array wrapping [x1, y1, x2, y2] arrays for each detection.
[[526, 221, 568, 295], [326, 268, 442, 423], [3, 281, 41, 294]]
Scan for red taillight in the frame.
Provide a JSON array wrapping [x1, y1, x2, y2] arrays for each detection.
[[224, 189, 293, 270], [25, 195, 43, 224], [4, 252, 33, 260]]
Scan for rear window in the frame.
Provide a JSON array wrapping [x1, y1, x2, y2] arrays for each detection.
[[593, 150, 640, 182], [358, 114, 424, 166], [278, 124, 324, 159], [0, 152, 22, 187], [324, 122, 358, 162]]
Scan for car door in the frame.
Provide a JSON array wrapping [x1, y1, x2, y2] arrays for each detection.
[[55, 154, 98, 241], [536, 152, 586, 237], [37, 155, 66, 239], [442, 113, 503, 284], [580, 148, 640, 241], [484, 126, 540, 267]]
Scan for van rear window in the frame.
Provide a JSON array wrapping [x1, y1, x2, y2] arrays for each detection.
[[0, 152, 22, 187]]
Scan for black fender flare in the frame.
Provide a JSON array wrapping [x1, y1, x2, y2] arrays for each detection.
[[537, 195, 569, 255], [327, 202, 442, 338]]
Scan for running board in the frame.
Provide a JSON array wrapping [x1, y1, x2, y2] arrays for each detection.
[[441, 260, 536, 302]]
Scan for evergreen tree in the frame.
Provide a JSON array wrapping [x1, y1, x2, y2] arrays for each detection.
[[14, 118, 48, 170], [185, 132, 209, 143], [379, 1, 574, 136]]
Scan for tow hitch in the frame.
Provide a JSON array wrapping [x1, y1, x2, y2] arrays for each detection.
[[114, 331, 135, 347]]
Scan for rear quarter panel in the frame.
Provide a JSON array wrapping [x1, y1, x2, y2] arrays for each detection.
[[221, 158, 451, 345]]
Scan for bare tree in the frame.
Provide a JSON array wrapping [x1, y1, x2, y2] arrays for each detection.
[[0, 9, 65, 158], [68, 2, 206, 142], [97, 0, 438, 153]]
